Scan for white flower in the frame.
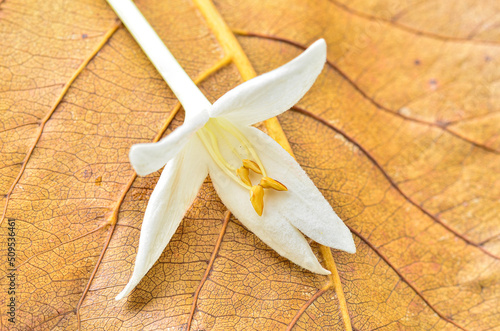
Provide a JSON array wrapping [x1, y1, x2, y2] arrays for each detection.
[[115, 39, 355, 300]]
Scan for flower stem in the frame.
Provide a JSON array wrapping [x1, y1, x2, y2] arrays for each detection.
[[106, 0, 211, 117]]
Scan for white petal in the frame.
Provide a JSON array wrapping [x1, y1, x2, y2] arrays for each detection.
[[207, 155, 330, 275], [129, 109, 209, 176], [208, 39, 327, 126], [240, 125, 356, 254], [116, 137, 209, 300]]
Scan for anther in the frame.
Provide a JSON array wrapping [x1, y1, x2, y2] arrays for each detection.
[[243, 159, 262, 174], [250, 185, 264, 216], [237, 167, 252, 186], [260, 177, 287, 191]]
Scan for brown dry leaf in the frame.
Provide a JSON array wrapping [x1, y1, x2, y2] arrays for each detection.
[[1, 0, 499, 330]]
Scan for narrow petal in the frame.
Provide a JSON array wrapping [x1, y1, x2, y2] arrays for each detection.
[[208, 39, 326, 126], [129, 109, 209, 176], [208, 157, 330, 275], [116, 137, 209, 300], [239, 125, 356, 254]]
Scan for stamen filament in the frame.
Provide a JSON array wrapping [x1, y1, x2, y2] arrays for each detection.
[[205, 120, 246, 161], [215, 118, 268, 177], [203, 126, 235, 171], [196, 129, 251, 190]]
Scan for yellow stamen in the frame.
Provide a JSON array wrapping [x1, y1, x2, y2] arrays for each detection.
[[237, 167, 252, 186], [260, 177, 287, 191], [196, 118, 288, 216], [250, 185, 264, 216], [243, 159, 262, 174]]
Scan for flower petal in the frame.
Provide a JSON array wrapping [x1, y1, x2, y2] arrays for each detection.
[[239, 125, 356, 254], [207, 155, 330, 275], [129, 109, 209, 176], [116, 137, 209, 300], [208, 39, 327, 126]]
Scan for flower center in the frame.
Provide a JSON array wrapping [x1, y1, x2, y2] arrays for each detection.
[[196, 118, 287, 216]]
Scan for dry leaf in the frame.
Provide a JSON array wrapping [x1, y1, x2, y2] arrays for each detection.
[[1, 0, 499, 330]]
